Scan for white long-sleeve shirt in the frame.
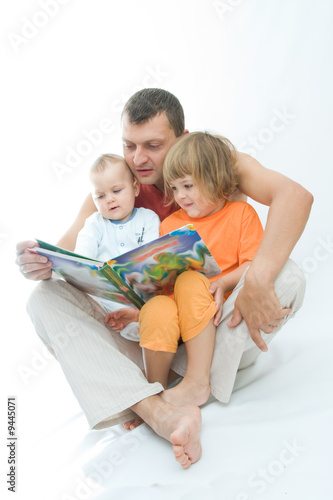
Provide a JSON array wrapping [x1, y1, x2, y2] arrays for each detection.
[[74, 207, 160, 262], [74, 208, 160, 334]]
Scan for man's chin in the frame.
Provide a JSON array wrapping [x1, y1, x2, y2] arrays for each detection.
[[135, 174, 155, 185]]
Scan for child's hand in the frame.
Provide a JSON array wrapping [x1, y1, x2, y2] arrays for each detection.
[[209, 279, 225, 326], [105, 307, 140, 332]]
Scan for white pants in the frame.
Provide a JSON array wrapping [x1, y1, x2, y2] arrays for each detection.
[[27, 259, 305, 429]]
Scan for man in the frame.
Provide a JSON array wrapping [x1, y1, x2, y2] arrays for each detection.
[[16, 89, 312, 469]]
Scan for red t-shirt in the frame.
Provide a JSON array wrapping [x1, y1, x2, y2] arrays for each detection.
[[134, 184, 178, 221]]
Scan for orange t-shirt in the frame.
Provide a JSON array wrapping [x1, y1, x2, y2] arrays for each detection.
[[159, 201, 263, 290]]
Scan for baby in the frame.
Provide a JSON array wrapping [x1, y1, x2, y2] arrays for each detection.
[[74, 153, 160, 339]]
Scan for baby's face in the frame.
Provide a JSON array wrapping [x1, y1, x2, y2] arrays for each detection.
[[91, 161, 139, 222]]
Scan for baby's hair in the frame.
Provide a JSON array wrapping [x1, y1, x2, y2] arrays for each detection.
[[89, 154, 134, 178], [163, 132, 238, 203]]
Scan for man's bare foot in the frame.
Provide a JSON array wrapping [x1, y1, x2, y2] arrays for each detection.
[[169, 411, 202, 468], [131, 396, 202, 469], [122, 368, 179, 432], [161, 376, 210, 407], [122, 417, 143, 430]]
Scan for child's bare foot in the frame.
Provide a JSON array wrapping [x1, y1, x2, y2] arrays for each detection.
[[131, 397, 202, 468], [161, 376, 210, 407], [123, 417, 143, 430]]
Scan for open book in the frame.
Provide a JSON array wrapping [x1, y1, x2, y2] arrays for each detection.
[[32, 224, 221, 309]]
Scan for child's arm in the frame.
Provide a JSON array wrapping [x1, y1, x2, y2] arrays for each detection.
[[105, 307, 140, 331], [209, 261, 251, 326]]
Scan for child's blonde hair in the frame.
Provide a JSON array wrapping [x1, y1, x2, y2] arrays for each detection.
[[163, 132, 238, 203], [90, 154, 134, 178]]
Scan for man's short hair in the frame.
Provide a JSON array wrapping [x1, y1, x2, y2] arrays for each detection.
[[122, 88, 185, 137]]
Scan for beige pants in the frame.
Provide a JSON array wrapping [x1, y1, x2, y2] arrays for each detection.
[[27, 259, 305, 429]]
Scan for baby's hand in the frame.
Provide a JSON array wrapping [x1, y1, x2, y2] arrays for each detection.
[[209, 279, 224, 326], [105, 307, 140, 332]]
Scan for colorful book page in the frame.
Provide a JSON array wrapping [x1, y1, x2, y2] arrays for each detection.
[[104, 224, 221, 303], [32, 247, 135, 306]]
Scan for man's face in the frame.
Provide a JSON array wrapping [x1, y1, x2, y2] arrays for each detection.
[[122, 112, 183, 191]]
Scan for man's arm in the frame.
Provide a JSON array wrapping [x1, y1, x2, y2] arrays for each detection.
[[56, 194, 97, 250], [229, 153, 313, 350], [16, 194, 97, 281], [235, 152, 313, 275]]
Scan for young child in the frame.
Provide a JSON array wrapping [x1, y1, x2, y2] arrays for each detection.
[[74, 153, 160, 340], [109, 132, 264, 407]]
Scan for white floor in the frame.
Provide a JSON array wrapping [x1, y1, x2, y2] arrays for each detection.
[[7, 268, 333, 500], [2, 1, 333, 499]]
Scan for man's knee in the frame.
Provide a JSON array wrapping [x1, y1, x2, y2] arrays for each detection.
[[26, 281, 57, 353], [275, 259, 306, 313], [27, 280, 54, 318], [238, 261, 306, 370]]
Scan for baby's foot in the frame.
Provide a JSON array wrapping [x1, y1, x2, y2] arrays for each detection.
[[123, 417, 143, 430]]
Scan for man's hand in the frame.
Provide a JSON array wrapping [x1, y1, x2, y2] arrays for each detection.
[[227, 272, 291, 352], [16, 240, 53, 281], [105, 307, 140, 331]]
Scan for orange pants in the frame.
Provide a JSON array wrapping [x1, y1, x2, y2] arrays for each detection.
[[139, 270, 217, 353]]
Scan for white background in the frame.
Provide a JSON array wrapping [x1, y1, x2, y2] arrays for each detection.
[[1, 1, 333, 499]]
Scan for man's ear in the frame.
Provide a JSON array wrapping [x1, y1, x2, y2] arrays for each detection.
[[133, 178, 140, 197], [181, 129, 189, 136]]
